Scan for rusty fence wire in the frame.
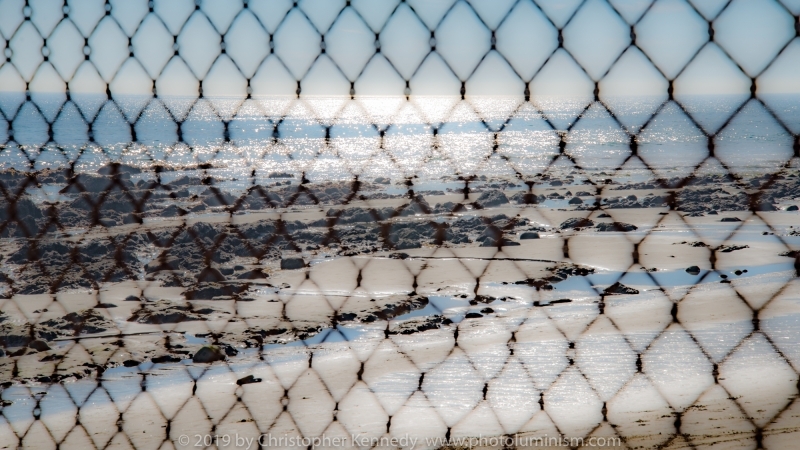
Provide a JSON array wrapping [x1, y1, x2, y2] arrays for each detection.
[[2, 0, 800, 449]]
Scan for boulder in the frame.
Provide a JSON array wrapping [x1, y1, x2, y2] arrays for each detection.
[[193, 346, 225, 363], [560, 218, 595, 230], [475, 190, 509, 208], [28, 340, 51, 352], [280, 258, 305, 270], [603, 282, 639, 295], [596, 222, 638, 232]]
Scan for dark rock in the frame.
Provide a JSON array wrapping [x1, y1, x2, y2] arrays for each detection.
[[168, 176, 202, 186], [390, 227, 424, 249], [478, 225, 502, 241], [596, 222, 638, 232], [59, 174, 112, 193], [719, 245, 749, 253], [328, 207, 373, 224], [475, 190, 509, 208], [374, 177, 390, 184], [238, 269, 266, 279], [196, 267, 226, 283], [787, 205, 798, 211], [479, 237, 499, 247], [720, 217, 741, 222], [236, 375, 263, 385], [603, 282, 639, 295], [568, 197, 583, 205], [549, 299, 572, 305], [128, 303, 200, 324], [0, 198, 43, 237], [434, 201, 457, 214], [185, 284, 247, 300], [756, 202, 777, 212], [686, 266, 701, 275], [152, 355, 183, 364], [338, 313, 357, 321], [520, 232, 540, 239], [28, 340, 51, 352], [389, 315, 448, 335], [123, 360, 140, 367], [160, 205, 186, 217], [268, 172, 293, 178], [509, 192, 540, 205], [97, 163, 141, 177], [465, 312, 483, 319], [146, 256, 181, 273], [192, 346, 225, 363], [38, 310, 110, 335], [473, 295, 496, 303], [202, 189, 237, 207], [280, 258, 305, 270], [560, 218, 595, 230], [397, 195, 432, 216]]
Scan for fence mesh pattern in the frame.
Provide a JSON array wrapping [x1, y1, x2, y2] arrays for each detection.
[[2, 0, 800, 449]]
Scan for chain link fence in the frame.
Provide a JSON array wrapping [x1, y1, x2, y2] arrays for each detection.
[[1, 0, 800, 448]]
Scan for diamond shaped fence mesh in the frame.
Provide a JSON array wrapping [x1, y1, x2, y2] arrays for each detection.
[[1, 0, 800, 449]]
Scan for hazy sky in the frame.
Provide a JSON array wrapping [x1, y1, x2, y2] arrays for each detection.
[[0, 0, 798, 98]]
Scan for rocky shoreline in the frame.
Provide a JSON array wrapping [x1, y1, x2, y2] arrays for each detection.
[[1, 163, 799, 382]]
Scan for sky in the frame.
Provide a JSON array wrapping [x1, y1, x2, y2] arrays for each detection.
[[0, 0, 798, 98]]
